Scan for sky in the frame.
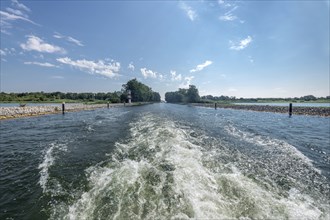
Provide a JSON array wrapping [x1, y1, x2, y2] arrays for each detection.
[[1, 0, 329, 99]]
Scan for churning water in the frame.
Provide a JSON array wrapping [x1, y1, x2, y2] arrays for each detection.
[[1, 103, 329, 219]]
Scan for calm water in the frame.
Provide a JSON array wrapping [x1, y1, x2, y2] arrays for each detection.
[[1, 103, 329, 219]]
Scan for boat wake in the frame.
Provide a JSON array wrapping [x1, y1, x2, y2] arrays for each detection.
[[45, 113, 330, 219]]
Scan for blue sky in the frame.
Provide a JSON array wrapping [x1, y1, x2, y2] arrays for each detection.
[[1, 0, 329, 99]]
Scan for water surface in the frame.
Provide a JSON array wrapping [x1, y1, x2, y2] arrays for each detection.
[[1, 103, 329, 219]]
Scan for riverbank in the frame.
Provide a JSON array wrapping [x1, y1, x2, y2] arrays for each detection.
[[0, 103, 149, 120], [190, 103, 330, 117]]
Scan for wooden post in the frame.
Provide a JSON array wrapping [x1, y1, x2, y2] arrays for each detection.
[[215, 103, 217, 109], [289, 103, 292, 117], [107, 102, 110, 109], [62, 102, 65, 114]]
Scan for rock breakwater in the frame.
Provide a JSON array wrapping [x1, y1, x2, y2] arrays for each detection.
[[0, 103, 124, 120], [191, 103, 330, 117]]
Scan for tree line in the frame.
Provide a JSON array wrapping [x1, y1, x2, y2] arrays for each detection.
[[165, 85, 329, 103], [0, 79, 161, 103], [201, 94, 330, 102], [165, 85, 200, 103]]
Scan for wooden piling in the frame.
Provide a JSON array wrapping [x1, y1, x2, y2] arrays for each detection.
[[215, 103, 217, 109], [62, 102, 65, 114], [107, 102, 110, 108], [289, 103, 292, 116]]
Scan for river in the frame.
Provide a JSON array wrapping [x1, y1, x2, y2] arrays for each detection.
[[0, 103, 329, 219]]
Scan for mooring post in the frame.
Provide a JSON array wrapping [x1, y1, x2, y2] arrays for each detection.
[[215, 103, 217, 109], [289, 103, 292, 117], [107, 102, 110, 109], [62, 102, 65, 114]]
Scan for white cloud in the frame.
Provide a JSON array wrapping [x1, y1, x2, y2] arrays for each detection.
[[230, 36, 252, 51], [179, 76, 194, 88], [24, 61, 58, 67], [67, 36, 83, 46], [219, 5, 239, 22], [228, 87, 237, 92], [128, 62, 135, 71], [53, 32, 84, 46], [53, 33, 63, 39], [0, 49, 6, 56], [180, 2, 197, 21], [190, 60, 213, 73], [21, 35, 66, 54], [1, 28, 11, 35], [0, 11, 37, 25], [170, 70, 182, 81], [57, 57, 120, 78], [1, 48, 16, 56], [218, 0, 233, 8], [11, 0, 31, 12], [6, 7, 27, 17], [219, 14, 237, 21], [140, 68, 157, 79], [1, 1, 35, 34]]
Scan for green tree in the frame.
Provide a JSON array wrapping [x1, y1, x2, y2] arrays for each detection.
[[165, 85, 199, 103], [122, 78, 160, 102], [187, 85, 200, 103]]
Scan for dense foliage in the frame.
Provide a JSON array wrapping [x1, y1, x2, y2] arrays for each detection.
[[121, 79, 161, 102], [0, 79, 161, 103], [165, 85, 200, 103]]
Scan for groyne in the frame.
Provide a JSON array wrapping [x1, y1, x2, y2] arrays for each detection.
[[0, 103, 124, 120], [190, 103, 330, 117]]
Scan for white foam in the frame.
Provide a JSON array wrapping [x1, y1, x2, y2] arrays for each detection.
[[224, 124, 318, 169], [61, 113, 329, 219], [38, 142, 67, 193]]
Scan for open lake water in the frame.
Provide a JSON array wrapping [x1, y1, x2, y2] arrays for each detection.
[[1, 103, 329, 219]]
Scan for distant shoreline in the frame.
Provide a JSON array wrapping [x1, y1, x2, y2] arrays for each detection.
[[190, 103, 330, 117]]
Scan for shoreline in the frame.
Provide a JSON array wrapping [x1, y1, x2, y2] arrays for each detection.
[[1, 102, 329, 120], [0, 103, 146, 120], [190, 103, 330, 117]]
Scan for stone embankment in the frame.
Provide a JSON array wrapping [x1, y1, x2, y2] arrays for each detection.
[[0, 103, 124, 120], [191, 103, 330, 117]]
